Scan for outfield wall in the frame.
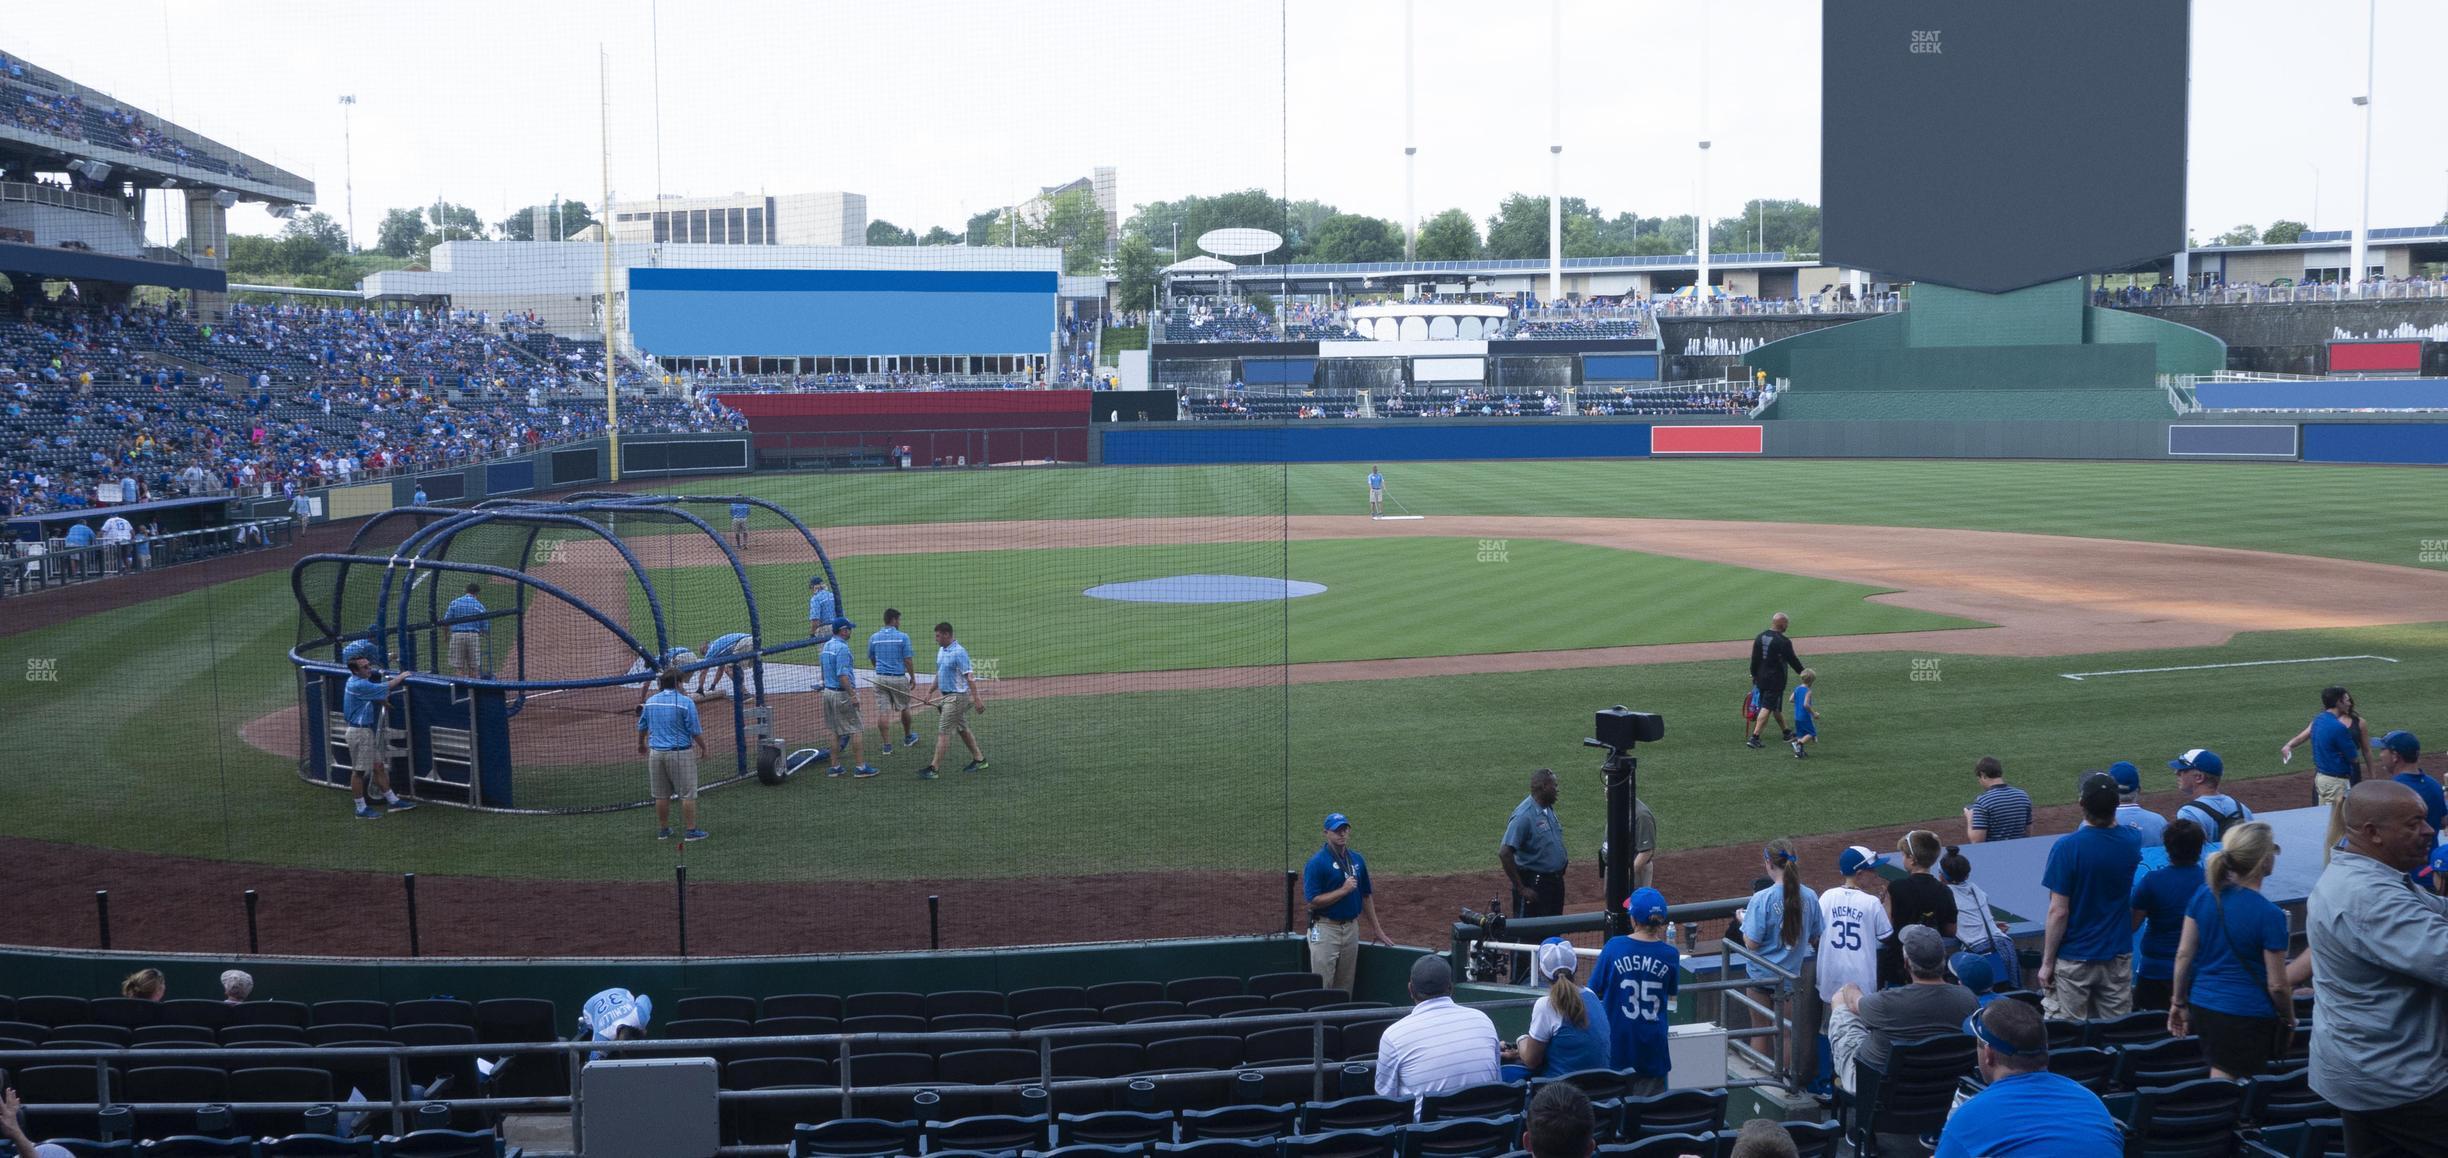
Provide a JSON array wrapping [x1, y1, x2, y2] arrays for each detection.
[[1093, 414, 2448, 465]]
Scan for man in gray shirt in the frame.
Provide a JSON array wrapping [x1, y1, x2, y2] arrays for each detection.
[[2309, 779, 2448, 1154], [1500, 768, 1568, 980], [1827, 924, 1979, 1094]]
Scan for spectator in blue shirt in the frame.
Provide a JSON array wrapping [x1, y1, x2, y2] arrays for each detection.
[[1936, 999, 2123, 1157], [2108, 761, 2166, 848], [2129, 818, 2207, 1014], [1503, 937, 1612, 1081], [865, 610, 920, 754], [1591, 887, 1680, 1096], [340, 654, 414, 819], [636, 669, 707, 841], [728, 500, 751, 548], [2284, 686, 2368, 809], [2170, 821, 2299, 1079], [1741, 838, 1824, 1089], [2039, 771, 2145, 1020], [2376, 730, 2447, 838], [444, 583, 489, 676], [1302, 812, 1391, 990]]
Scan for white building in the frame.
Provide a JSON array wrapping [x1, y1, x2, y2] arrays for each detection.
[[602, 191, 866, 247]]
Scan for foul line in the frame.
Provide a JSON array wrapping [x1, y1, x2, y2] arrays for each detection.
[[2060, 655, 2398, 681]]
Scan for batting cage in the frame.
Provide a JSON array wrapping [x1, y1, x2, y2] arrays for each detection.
[[289, 495, 839, 812]]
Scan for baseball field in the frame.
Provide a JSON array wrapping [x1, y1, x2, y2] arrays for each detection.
[[8, 457, 2448, 955]]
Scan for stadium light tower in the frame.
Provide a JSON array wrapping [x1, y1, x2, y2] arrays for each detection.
[[1403, 0, 1416, 263], [1547, 0, 1563, 304], [337, 95, 357, 252], [2349, 0, 2375, 290], [1696, 139, 1712, 297]]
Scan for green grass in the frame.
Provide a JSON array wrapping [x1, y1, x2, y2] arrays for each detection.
[[691, 459, 2448, 565], [643, 538, 1974, 677], [8, 458, 2448, 884]]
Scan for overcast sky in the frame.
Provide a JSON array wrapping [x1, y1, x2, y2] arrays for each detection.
[[11, 0, 2443, 249]]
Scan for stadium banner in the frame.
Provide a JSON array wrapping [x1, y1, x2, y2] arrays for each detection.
[[2193, 379, 2448, 412], [1582, 353, 1661, 382], [2328, 340, 2425, 374], [629, 268, 1058, 357], [323, 482, 396, 520], [1100, 422, 1652, 465], [2167, 424, 2298, 458], [2300, 422, 2448, 465], [1650, 425, 1764, 455]]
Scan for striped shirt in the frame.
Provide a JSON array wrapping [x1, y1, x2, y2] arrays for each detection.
[[1970, 784, 2033, 842], [1372, 997, 1501, 1114]]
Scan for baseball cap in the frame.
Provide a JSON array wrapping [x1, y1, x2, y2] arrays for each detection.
[[2382, 730, 2421, 759], [809, 575, 827, 586], [1948, 951, 1996, 994], [830, 617, 855, 633], [1323, 812, 1351, 832], [1837, 845, 1881, 876], [2421, 844, 2448, 887], [1533, 937, 1580, 984], [1898, 924, 1946, 975], [2170, 748, 2225, 777], [2108, 761, 2141, 793], [2078, 771, 2121, 814], [1625, 886, 1669, 925]]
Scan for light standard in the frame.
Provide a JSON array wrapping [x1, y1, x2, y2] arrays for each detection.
[[2308, 163, 2320, 229], [337, 95, 357, 251], [2349, 0, 2375, 287]]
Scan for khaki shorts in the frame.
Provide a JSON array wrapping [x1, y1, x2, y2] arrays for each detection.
[[872, 673, 914, 711], [344, 725, 379, 775], [2315, 773, 2353, 808], [938, 691, 974, 732], [823, 687, 864, 734], [731, 517, 749, 534], [648, 748, 699, 799], [449, 632, 483, 671], [2042, 954, 2132, 1022]]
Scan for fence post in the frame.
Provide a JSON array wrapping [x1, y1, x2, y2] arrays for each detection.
[[837, 1037, 855, 1119], [1282, 870, 1296, 936], [676, 865, 689, 957], [387, 1053, 408, 1137], [1311, 1018, 1326, 1104], [927, 895, 940, 951], [94, 889, 110, 950], [244, 889, 260, 954], [402, 873, 420, 957]]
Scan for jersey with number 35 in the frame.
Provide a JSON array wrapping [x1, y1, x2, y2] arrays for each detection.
[[1590, 935, 1680, 1077], [1816, 885, 1892, 1003]]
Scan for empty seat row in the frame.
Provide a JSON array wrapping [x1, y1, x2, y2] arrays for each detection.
[[2, 1023, 501, 1052], [0, 998, 554, 1044], [664, 975, 1331, 1027], [0, 1128, 504, 1156]]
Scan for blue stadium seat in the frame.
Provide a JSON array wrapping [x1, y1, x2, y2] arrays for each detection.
[[1421, 1083, 1524, 1123], [1156, 1140, 1277, 1157], [924, 1112, 1048, 1152], [1301, 1094, 1410, 1134], [789, 1117, 921, 1157], [260, 1134, 379, 1156], [2120, 1076, 2246, 1156], [1276, 1126, 1404, 1158], [1615, 1088, 1727, 1144], [1401, 1114, 1522, 1157], [133, 1138, 254, 1156], [375, 1128, 503, 1156], [1177, 1103, 1298, 1141]]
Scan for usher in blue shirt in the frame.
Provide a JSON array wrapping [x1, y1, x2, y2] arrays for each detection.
[[867, 627, 914, 677], [445, 593, 487, 633]]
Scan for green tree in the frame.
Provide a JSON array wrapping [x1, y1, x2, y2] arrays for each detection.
[[495, 198, 594, 242], [1032, 188, 1110, 274], [1709, 199, 1821, 255], [2212, 224, 2261, 247], [1414, 208, 1481, 260], [967, 208, 1010, 246], [1483, 194, 1615, 260], [1123, 189, 1286, 259], [866, 220, 916, 246], [1115, 232, 1161, 310], [919, 225, 958, 246], [2263, 219, 2308, 245], [374, 207, 428, 257], [424, 202, 487, 243], [1308, 213, 1404, 263]]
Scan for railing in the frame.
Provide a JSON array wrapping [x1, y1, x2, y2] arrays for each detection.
[[2107, 280, 2448, 307], [0, 178, 124, 217], [2, 519, 293, 597], [3, 1001, 1539, 1157]]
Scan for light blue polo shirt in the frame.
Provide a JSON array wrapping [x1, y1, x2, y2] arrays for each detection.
[[1503, 796, 1567, 873], [65, 523, 94, 547], [819, 636, 855, 690], [867, 627, 913, 677], [637, 689, 702, 750], [445, 593, 487, 633], [705, 631, 752, 658], [729, 502, 751, 521], [342, 673, 390, 727], [808, 587, 836, 626], [936, 642, 973, 694]]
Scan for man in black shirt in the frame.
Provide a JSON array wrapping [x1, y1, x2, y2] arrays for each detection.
[[1746, 612, 1803, 749]]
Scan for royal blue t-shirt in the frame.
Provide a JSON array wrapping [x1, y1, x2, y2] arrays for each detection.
[[1936, 1071, 2123, 1157], [1301, 843, 1371, 922], [2310, 712, 2359, 779], [2041, 824, 2144, 961], [1588, 935, 1679, 1079], [1530, 987, 1614, 1078], [2183, 885, 2288, 1017], [2393, 771, 2448, 838], [2128, 865, 2199, 982]]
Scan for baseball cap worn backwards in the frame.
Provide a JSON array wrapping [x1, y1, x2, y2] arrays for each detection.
[[2079, 771, 2121, 814], [1533, 938, 1580, 984], [1899, 924, 1946, 974], [1838, 846, 1881, 876]]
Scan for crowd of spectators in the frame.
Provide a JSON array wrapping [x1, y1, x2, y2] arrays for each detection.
[[1180, 383, 1760, 421], [0, 299, 741, 518], [2096, 274, 2448, 308]]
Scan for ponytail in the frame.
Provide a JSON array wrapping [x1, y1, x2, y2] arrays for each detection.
[[2206, 821, 2277, 892], [1936, 845, 1973, 885], [1548, 968, 1588, 1029], [1766, 838, 1803, 946]]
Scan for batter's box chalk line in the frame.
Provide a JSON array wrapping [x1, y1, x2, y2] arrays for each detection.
[[2059, 655, 2399, 681]]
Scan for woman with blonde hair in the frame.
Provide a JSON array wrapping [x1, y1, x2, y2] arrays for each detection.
[[2169, 822, 2293, 1078], [120, 968, 165, 1001], [1883, 829, 1959, 985], [1502, 937, 1612, 1080]]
